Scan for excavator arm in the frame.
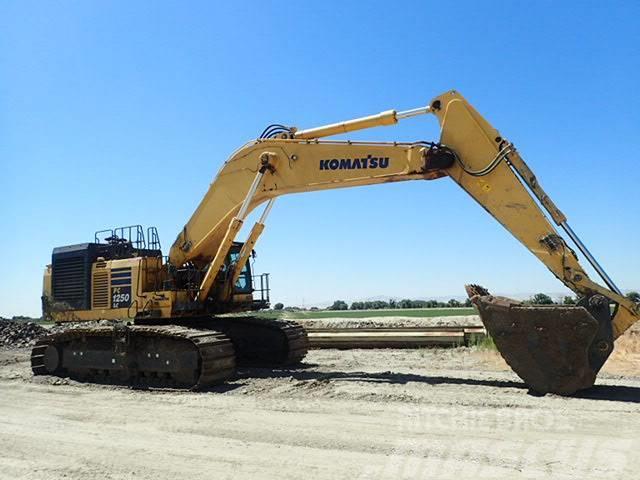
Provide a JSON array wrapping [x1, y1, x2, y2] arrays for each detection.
[[169, 90, 639, 394], [429, 92, 639, 394]]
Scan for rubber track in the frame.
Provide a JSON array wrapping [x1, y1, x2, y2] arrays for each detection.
[[31, 325, 235, 389]]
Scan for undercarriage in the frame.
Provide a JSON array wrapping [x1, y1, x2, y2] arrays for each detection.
[[31, 317, 308, 389]]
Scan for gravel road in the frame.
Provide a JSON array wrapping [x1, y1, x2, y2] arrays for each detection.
[[1, 334, 639, 479]]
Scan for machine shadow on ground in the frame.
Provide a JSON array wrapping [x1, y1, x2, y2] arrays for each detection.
[[237, 365, 640, 403], [574, 385, 640, 403]]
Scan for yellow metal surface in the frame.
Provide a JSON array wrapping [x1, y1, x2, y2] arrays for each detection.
[[293, 109, 398, 139], [42, 265, 51, 303], [47, 257, 174, 323], [48, 90, 637, 338], [429, 90, 638, 338], [223, 221, 265, 301], [196, 217, 244, 303], [169, 141, 436, 268], [167, 89, 638, 336]]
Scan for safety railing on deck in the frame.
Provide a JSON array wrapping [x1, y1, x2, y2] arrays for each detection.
[[252, 273, 270, 303]]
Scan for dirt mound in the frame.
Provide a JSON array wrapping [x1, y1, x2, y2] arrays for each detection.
[[296, 315, 482, 329], [48, 319, 123, 334], [0, 319, 47, 348]]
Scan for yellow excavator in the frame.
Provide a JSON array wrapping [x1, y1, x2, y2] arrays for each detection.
[[33, 90, 640, 395]]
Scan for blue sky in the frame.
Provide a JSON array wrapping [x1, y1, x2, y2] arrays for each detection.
[[1, 1, 639, 316]]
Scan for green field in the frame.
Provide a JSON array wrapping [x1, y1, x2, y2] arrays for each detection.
[[253, 307, 477, 320]]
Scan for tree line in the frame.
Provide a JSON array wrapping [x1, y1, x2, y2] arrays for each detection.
[[272, 291, 640, 311], [339, 298, 473, 310], [525, 291, 640, 306]]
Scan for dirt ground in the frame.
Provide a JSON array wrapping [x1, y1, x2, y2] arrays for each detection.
[[1, 323, 639, 479]]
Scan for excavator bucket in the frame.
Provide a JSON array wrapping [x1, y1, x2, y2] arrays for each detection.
[[466, 285, 614, 395]]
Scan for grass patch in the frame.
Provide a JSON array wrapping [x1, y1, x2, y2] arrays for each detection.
[[468, 333, 497, 350]]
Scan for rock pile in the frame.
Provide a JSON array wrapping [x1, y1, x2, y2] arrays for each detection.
[[0, 319, 47, 348]]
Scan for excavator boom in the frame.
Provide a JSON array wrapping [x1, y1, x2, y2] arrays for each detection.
[[169, 90, 639, 394]]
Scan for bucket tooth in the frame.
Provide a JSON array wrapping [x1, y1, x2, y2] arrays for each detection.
[[466, 286, 614, 395]]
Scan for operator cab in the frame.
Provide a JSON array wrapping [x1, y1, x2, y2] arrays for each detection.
[[227, 243, 253, 294], [223, 242, 270, 310]]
